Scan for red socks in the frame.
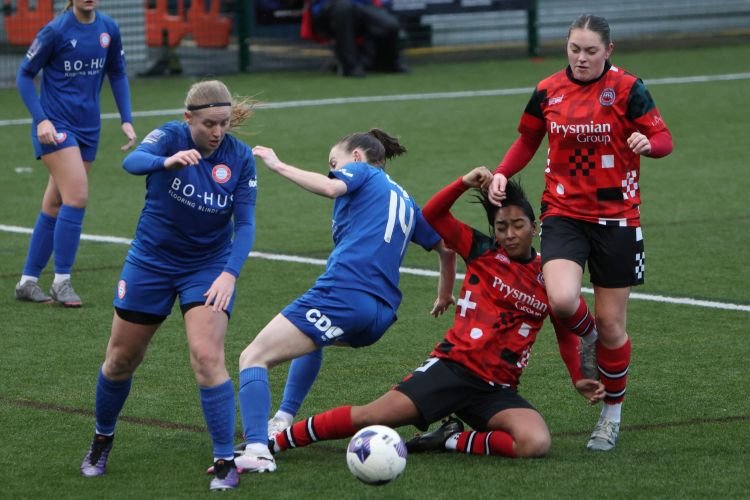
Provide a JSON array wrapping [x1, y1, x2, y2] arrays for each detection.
[[275, 405, 356, 452], [597, 338, 631, 404], [455, 430, 516, 457], [557, 295, 597, 338]]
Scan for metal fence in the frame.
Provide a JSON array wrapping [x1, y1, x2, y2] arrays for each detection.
[[1, 0, 749, 87]]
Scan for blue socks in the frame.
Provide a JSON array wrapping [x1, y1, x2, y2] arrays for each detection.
[[22, 212, 56, 277], [279, 349, 323, 416], [239, 367, 270, 446], [95, 369, 132, 435], [199, 379, 236, 460], [53, 204, 85, 274]]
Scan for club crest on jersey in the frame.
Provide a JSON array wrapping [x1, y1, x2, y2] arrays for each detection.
[[100, 33, 111, 48], [599, 88, 616, 106], [54, 131, 67, 143], [117, 279, 126, 299], [548, 95, 564, 105], [212, 164, 232, 184], [536, 272, 545, 286]]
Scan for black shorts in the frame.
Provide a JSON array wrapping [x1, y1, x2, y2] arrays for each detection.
[[540, 216, 645, 288], [394, 358, 536, 432]]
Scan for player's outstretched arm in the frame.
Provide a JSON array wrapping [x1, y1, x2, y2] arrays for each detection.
[[253, 145, 347, 198]]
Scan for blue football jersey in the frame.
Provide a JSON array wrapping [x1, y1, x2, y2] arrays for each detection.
[[19, 10, 128, 137], [122, 121, 258, 275], [315, 162, 440, 309]]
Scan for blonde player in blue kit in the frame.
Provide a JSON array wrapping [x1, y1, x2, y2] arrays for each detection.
[[14, 0, 136, 307], [232, 129, 456, 474], [79, 80, 257, 491]]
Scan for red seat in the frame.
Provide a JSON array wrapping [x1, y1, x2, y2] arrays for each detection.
[[145, 0, 189, 48], [188, 0, 232, 48], [4, 0, 54, 47]]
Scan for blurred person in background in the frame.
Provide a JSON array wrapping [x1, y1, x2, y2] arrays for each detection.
[[14, 0, 136, 307], [309, 0, 409, 77]]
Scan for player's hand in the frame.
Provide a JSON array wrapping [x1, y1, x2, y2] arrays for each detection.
[[487, 173, 508, 206], [575, 378, 606, 405], [252, 145, 284, 172], [164, 149, 202, 170], [120, 122, 137, 151], [461, 166, 493, 189], [627, 131, 652, 156], [36, 119, 57, 145], [203, 271, 236, 312], [430, 294, 456, 317]]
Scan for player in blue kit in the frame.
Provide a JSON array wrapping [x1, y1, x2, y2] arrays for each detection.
[[232, 129, 456, 473], [79, 80, 257, 491], [14, 0, 136, 307]]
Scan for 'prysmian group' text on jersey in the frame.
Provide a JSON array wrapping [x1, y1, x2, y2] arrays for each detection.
[[518, 62, 669, 226]]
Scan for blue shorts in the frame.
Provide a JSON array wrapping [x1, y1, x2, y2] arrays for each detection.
[[113, 261, 236, 317], [282, 286, 396, 348], [32, 126, 99, 161]]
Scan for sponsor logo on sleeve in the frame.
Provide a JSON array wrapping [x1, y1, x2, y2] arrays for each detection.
[[26, 37, 42, 60], [117, 279, 126, 299], [142, 128, 166, 144]]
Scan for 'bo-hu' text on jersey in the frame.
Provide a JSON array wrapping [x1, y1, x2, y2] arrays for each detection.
[[122, 121, 257, 275], [19, 10, 128, 137]]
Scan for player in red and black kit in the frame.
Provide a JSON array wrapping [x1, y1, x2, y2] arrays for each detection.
[[488, 14, 673, 451], [264, 166, 603, 461]]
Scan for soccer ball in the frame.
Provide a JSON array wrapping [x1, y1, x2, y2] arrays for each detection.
[[346, 425, 407, 485]]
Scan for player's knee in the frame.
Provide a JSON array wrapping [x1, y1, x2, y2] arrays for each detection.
[[190, 346, 223, 375], [547, 292, 580, 319], [102, 353, 139, 379], [239, 344, 264, 369], [514, 432, 551, 458]]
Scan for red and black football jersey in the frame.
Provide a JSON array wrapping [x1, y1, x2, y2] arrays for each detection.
[[423, 178, 551, 388], [512, 63, 669, 227]]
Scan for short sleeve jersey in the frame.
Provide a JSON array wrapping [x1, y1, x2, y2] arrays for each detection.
[[19, 10, 127, 136], [314, 162, 440, 310], [518, 63, 669, 226], [425, 179, 550, 388], [126, 121, 258, 271]]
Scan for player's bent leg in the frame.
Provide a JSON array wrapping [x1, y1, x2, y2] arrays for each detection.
[[588, 286, 630, 451], [541, 259, 585, 319], [485, 407, 551, 458], [237, 315, 318, 473]]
